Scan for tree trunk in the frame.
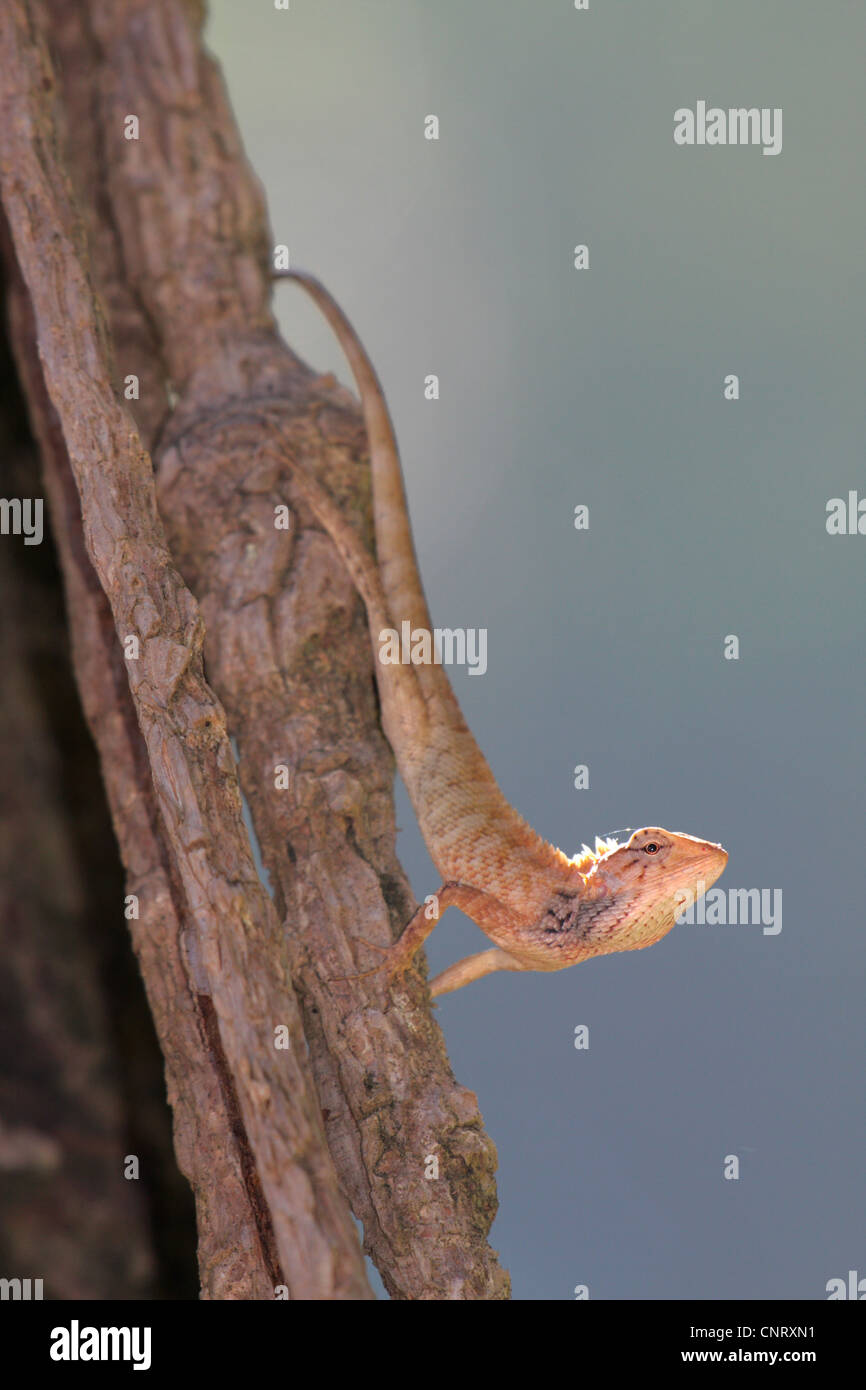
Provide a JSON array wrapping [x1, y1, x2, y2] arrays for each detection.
[[0, 0, 509, 1300]]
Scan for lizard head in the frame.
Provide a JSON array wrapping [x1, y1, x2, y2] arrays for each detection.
[[575, 826, 728, 953]]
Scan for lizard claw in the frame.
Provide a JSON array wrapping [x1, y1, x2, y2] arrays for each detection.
[[329, 936, 409, 987], [353, 934, 392, 959]]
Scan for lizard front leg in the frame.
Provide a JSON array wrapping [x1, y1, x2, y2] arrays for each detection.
[[356, 881, 521, 987], [429, 948, 528, 998]]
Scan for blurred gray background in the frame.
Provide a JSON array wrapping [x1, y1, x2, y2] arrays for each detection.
[[207, 0, 865, 1300]]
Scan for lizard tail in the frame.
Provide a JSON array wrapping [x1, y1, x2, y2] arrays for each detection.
[[275, 271, 435, 646], [274, 270, 566, 884]]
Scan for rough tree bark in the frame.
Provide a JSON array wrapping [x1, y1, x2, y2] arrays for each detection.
[[0, 315, 186, 1300], [0, 0, 509, 1299]]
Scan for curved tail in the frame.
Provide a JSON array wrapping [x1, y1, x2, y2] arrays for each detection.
[[276, 271, 434, 647], [273, 270, 567, 890]]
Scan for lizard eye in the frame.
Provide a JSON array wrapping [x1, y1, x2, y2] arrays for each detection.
[[643, 842, 660, 854]]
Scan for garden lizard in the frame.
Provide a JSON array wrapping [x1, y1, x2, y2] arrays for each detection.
[[273, 271, 728, 997]]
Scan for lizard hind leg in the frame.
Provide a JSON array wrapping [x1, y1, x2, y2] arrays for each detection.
[[429, 948, 528, 998], [260, 445, 426, 740]]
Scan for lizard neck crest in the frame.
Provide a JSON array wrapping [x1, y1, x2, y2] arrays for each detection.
[[570, 835, 624, 874]]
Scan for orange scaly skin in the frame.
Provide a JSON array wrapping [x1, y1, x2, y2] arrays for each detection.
[[273, 271, 728, 996]]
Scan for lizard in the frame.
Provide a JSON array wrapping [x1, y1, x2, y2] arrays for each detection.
[[272, 270, 728, 998]]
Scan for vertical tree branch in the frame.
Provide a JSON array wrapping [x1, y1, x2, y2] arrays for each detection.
[[4, 0, 510, 1298], [73, 0, 509, 1298], [0, 0, 371, 1300]]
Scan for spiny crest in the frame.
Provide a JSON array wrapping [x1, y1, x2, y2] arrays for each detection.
[[570, 834, 623, 873]]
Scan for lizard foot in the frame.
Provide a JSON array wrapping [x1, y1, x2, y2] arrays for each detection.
[[329, 936, 412, 987]]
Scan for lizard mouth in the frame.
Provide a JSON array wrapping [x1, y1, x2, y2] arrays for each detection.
[[696, 842, 728, 888]]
